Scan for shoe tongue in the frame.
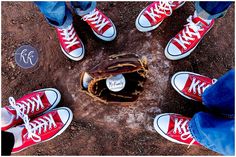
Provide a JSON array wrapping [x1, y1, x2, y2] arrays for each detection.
[[192, 16, 208, 27]]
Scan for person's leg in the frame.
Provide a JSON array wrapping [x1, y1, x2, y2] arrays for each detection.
[[34, 1, 72, 29], [70, 1, 96, 16], [71, 1, 117, 41], [202, 69, 235, 117], [195, 1, 232, 20], [34, 1, 85, 61], [153, 112, 235, 155], [1, 131, 15, 155], [189, 112, 234, 155]]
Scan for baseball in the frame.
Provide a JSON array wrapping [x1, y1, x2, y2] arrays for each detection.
[[106, 74, 126, 92]]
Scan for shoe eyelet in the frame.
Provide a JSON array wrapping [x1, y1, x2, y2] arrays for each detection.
[[173, 131, 176, 134], [38, 132, 41, 135], [54, 125, 57, 128], [179, 131, 182, 134], [49, 127, 52, 130], [36, 108, 39, 111], [42, 106, 45, 109]]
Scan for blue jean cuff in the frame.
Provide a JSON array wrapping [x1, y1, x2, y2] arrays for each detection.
[[73, 1, 96, 16], [202, 87, 235, 118], [195, 2, 228, 20], [189, 115, 216, 152], [46, 9, 73, 29]]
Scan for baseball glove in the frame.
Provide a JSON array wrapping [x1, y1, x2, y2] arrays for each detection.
[[79, 53, 148, 104]]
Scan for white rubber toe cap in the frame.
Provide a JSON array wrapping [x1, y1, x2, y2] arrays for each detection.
[[166, 42, 182, 56], [138, 15, 151, 27], [103, 26, 115, 38], [57, 108, 73, 124], [70, 48, 84, 58], [171, 72, 189, 91], [154, 114, 170, 134], [45, 90, 59, 105]]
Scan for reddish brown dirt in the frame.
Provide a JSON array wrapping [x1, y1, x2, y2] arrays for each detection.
[[1, 1, 234, 156]]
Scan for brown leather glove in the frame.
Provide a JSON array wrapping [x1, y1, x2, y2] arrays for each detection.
[[80, 53, 148, 104]]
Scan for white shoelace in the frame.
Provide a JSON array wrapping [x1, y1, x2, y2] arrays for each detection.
[[8, 96, 44, 120], [82, 9, 109, 31], [23, 114, 57, 142], [188, 78, 217, 96], [174, 16, 204, 50], [173, 118, 195, 148], [145, 1, 175, 22], [59, 24, 80, 49]]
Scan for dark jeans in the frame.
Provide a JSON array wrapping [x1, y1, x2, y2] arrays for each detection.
[[189, 69, 235, 155], [196, 1, 233, 20], [1, 131, 15, 156]]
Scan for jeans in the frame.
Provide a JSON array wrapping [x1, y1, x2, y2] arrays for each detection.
[[189, 69, 235, 156], [195, 1, 232, 20], [1, 131, 15, 155], [34, 1, 96, 29]]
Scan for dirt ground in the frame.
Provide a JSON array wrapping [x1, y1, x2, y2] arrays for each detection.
[[1, 1, 234, 156]]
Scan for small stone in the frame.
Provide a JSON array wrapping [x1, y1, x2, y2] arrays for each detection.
[[71, 126, 76, 130], [11, 20, 16, 24], [9, 61, 15, 68]]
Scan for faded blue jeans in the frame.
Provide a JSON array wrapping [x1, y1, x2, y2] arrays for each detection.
[[196, 1, 232, 20], [34, 1, 96, 29], [189, 69, 235, 156]]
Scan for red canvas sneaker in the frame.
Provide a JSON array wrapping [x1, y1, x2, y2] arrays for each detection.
[[171, 72, 217, 102], [135, 1, 185, 32], [56, 24, 85, 61], [8, 107, 73, 154], [1, 88, 61, 131], [165, 13, 214, 60], [82, 8, 116, 41], [154, 113, 200, 146]]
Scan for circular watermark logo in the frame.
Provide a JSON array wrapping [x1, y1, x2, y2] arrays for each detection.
[[14, 45, 38, 69]]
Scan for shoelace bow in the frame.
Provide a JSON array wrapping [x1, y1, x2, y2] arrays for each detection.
[[188, 78, 217, 96], [23, 113, 57, 142], [174, 15, 205, 50], [146, 1, 175, 21], [173, 118, 195, 148], [8, 96, 44, 120], [59, 25, 80, 49], [82, 9, 109, 31]]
